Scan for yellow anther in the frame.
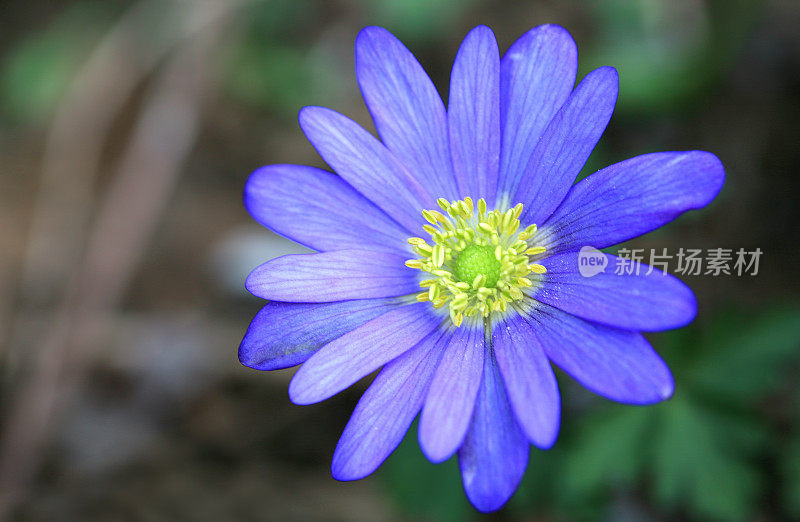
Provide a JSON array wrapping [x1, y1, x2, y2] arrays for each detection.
[[478, 222, 494, 235], [518, 224, 538, 241], [423, 224, 438, 236], [464, 197, 474, 214], [505, 219, 520, 236], [529, 264, 547, 274], [431, 244, 445, 267], [422, 209, 447, 224], [405, 259, 425, 269], [525, 246, 546, 256], [416, 292, 430, 302], [414, 244, 433, 257], [451, 292, 469, 306]]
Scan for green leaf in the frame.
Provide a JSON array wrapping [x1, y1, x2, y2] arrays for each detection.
[[784, 436, 800, 517], [505, 446, 561, 514], [696, 459, 762, 521], [652, 396, 763, 520], [559, 405, 652, 502], [689, 306, 800, 401], [379, 421, 471, 520]]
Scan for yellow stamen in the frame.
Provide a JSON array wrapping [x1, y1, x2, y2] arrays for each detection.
[[405, 197, 547, 327]]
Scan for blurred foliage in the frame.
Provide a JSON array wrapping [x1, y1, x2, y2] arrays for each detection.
[[225, 41, 314, 119], [380, 420, 472, 520], [381, 305, 800, 520], [222, 0, 318, 119], [0, 2, 117, 124], [221, 0, 766, 122], [221, 0, 479, 119], [582, 0, 763, 115], [786, 437, 800, 518], [364, 0, 478, 43]]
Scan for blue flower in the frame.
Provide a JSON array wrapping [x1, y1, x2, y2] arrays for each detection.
[[239, 25, 724, 512]]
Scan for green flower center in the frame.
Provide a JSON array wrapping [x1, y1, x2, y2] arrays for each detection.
[[453, 244, 501, 288], [405, 197, 547, 327]]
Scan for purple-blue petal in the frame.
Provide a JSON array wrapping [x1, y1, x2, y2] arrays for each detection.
[[537, 252, 697, 331], [245, 249, 419, 302], [244, 164, 410, 254], [418, 325, 484, 463], [525, 304, 674, 404], [458, 346, 529, 513], [331, 328, 449, 480], [299, 106, 435, 232], [493, 316, 560, 448], [288, 302, 441, 405], [239, 299, 402, 371], [448, 25, 500, 201], [355, 26, 459, 200], [539, 151, 725, 254], [497, 25, 577, 203], [515, 66, 618, 226]]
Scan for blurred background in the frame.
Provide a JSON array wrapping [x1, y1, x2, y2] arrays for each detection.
[[1, 0, 799, 520]]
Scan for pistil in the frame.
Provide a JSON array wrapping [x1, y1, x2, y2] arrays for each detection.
[[405, 197, 547, 326]]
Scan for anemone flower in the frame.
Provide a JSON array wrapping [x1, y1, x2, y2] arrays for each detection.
[[239, 24, 724, 511]]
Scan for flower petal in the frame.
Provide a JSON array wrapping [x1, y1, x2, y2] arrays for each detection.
[[525, 304, 674, 404], [331, 328, 449, 480], [239, 298, 401, 371], [539, 151, 726, 254], [418, 325, 484, 463], [515, 66, 618, 226], [458, 347, 529, 513], [448, 25, 500, 201], [493, 316, 560, 448], [497, 25, 577, 203], [245, 249, 419, 302], [299, 106, 435, 232], [537, 252, 697, 330], [355, 26, 459, 201], [245, 164, 410, 253], [288, 302, 441, 405]]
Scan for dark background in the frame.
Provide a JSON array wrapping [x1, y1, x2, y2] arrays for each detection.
[[1, 0, 799, 520]]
